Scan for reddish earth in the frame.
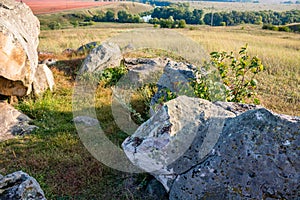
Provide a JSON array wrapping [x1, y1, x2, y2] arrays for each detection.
[[16, 0, 113, 14]]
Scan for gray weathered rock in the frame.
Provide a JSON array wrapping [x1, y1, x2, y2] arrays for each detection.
[[32, 64, 55, 96], [123, 58, 169, 84], [79, 42, 122, 73], [123, 96, 236, 190], [0, 171, 46, 200], [0, 0, 40, 96], [0, 101, 38, 141], [157, 61, 198, 90], [150, 61, 203, 115], [122, 96, 300, 199]]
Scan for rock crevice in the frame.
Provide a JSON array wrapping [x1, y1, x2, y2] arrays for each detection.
[[122, 96, 300, 199]]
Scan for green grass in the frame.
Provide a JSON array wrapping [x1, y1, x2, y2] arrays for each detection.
[[0, 61, 165, 199], [1, 21, 299, 199], [179, 24, 300, 116]]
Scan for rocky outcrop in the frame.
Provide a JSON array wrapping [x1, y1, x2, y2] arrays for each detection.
[[0, 0, 40, 97], [123, 58, 169, 84], [150, 61, 203, 115], [122, 96, 300, 199], [0, 101, 37, 141], [79, 42, 122, 73], [0, 171, 46, 200], [32, 64, 55, 97]]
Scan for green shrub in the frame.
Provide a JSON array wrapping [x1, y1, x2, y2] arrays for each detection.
[[278, 26, 290, 32], [193, 45, 264, 104], [99, 63, 128, 87], [79, 21, 95, 26], [48, 21, 62, 30], [220, 22, 226, 26]]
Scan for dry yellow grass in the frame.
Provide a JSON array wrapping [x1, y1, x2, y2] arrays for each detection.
[[178, 25, 300, 116], [38, 24, 299, 116], [38, 23, 151, 53]]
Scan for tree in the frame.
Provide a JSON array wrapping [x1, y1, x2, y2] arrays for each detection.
[[105, 10, 115, 22], [178, 19, 186, 28], [48, 21, 61, 30], [117, 10, 130, 23]]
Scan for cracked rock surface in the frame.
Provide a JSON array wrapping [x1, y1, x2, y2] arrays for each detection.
[[0, 171, 46, 200], [122, 95, 300, 199]]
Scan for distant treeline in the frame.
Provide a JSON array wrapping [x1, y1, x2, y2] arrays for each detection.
[[203, 10, 300, 26], [64, 10, 143, 25], [46, 4, 300, 30], [151, 5, 204, 24], [150, 5, 300, 26]]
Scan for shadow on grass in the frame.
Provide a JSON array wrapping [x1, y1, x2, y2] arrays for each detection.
[[0, 101, 167, 199], [0, 57, 167, 199]]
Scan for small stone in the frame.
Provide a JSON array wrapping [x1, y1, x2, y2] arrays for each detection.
[[73, 116, 99, 127]]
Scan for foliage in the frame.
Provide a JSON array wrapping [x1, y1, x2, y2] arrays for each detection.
[[149, 17, 186, 28], [48, 21, 62, 30], [262, 24, 291, 32], [79, 21, 95, 26], [117, 10, 142, 23], [203, 9, 300, 26], [193, 45, 264, 103], [78, 62, 128, 87], [105, 10, 116, 22], [151, 5, 204, 25], [99, 62, 128, 87]]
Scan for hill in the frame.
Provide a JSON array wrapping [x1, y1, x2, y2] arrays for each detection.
[[37, 2, 153, 30]]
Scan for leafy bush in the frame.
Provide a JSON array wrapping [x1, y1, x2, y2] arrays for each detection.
[[78, 62, 127, 87], [149, 17, 186, 28], [193, 45, 264, 104], [262, 24, 291, 32], [79, 21, 95, 26], [117, 10, 142, 23], [99, 63, 128, 87], [278, 26, 290, 32], [48, 21, 62, 30]]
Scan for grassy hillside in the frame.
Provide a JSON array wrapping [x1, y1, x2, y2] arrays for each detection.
[[37, 2, 153, 29], [0, 23, 299, 199]]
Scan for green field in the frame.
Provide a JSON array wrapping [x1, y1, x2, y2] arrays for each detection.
[[1, 2, 299, 199]]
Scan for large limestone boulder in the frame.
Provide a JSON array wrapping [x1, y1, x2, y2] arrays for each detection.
[[0, 0, 40, 97], [0, 171, 46, 200], [79, 42, 122, 73], [32, 64, 55, 97], [122, 96, 300, 199], [0, 101, 37, 141]]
